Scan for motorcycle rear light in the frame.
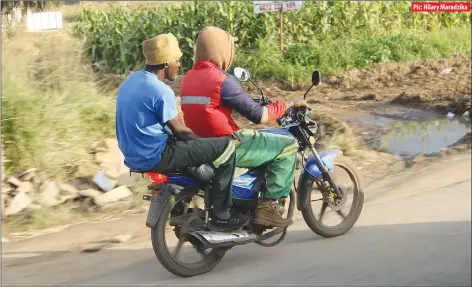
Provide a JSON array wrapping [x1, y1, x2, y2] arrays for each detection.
[[145, 172, 168, 184]]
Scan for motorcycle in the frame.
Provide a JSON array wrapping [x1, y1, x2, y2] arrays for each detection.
[[130, 68, 364, 277]]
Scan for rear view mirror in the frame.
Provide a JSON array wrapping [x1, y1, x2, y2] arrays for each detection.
[[312, 70, 321, 86], [233, 67, 250, 82], [303, 70, 321, 100]]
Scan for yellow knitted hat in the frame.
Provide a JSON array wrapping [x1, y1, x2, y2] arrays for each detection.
[[142, 33, 183, 65]]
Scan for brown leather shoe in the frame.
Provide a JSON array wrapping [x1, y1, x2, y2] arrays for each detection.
[[254, 200, 293, 228]]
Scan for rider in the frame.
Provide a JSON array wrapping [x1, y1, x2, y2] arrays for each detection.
[[115, 33, 248, 232], [179, 26, 308, 228]]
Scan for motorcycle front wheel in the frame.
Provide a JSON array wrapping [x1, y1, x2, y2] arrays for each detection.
[[301, 155, 364, 238]]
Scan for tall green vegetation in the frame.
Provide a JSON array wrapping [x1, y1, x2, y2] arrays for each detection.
[[1, 31, 115, 179], [74, 0, 470, 81]]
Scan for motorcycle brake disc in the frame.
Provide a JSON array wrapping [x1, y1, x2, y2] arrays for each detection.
[[327, 184, 349, 211]]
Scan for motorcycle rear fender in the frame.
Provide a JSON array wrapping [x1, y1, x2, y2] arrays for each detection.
[[145, 183, 173, 228], [296, 149, 343, 211]]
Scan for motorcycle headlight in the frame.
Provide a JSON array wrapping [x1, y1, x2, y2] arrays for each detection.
[[309, 136, 316, 145]]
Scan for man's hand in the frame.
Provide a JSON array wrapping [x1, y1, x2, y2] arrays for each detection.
[[166, 115, 199, 141]]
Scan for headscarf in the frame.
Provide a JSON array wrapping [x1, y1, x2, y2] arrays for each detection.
[[195, 26, 237, 71]]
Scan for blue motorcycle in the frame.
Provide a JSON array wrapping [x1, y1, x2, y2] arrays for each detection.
[[131, 68, 365, 277]]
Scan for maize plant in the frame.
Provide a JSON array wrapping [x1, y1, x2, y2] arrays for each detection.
[[74, 0, 470, 75]]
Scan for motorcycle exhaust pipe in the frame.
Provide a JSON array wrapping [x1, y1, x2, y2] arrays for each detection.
[[188, 230, 259, 249]]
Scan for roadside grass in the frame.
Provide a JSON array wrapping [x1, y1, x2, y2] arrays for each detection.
[[2, 203, 94, 235], [1, 27, 116, 180]]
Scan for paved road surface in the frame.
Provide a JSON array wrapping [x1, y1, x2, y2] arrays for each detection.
[[3, 155, 471, 286]]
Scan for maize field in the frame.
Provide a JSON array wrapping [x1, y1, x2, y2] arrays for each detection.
[[74, 0, 470, 75]]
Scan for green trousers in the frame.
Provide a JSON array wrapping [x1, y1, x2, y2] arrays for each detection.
[[232, 129, 298, 200]]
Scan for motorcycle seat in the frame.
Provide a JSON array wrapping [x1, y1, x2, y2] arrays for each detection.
[[129, 163, 215, 182]]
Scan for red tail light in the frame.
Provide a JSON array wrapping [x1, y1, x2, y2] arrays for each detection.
[[145, 172, 169, 184]]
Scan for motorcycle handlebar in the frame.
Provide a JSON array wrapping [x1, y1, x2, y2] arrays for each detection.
[[254, 98, 272, 106]]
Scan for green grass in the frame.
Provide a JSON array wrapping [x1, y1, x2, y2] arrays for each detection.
[[1, 29, 116, 180], [233, 27, 471, 89]]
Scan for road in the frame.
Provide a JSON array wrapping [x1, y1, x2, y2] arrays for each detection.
[[2, 154, 471, 286]]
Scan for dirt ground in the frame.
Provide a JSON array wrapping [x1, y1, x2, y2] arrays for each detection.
[[311, 53, 471, 114]]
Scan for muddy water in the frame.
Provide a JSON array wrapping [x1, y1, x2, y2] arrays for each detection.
[[342, 104, 471, 158], [379, 118, 470, 156]]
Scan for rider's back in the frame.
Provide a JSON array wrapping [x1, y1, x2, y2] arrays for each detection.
[[180, 61, 241, 138], [116, 70, 178, 171]]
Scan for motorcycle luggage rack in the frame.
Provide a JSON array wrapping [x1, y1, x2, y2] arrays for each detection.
[[129, 169, 147, 178]]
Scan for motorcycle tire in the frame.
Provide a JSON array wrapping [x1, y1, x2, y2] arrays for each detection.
[[151, 193, 226, 277], [301, 155, 365, 238]]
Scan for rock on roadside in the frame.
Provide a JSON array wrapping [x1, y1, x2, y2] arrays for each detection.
[[39, 180, 61, 207], [78, 189, 103, 201], [93, 139, 129, 180], [5, 190, 32, 216], [7, 176, 22, 188], [16, 181, 34, 195], [94, 186, 133, 206], [19, 168, 38, 182], [59, 183, 79, 195]]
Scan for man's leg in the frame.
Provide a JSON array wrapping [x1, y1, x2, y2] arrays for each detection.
[[233, 129, 297, 227], [153, 138, 248, 231]]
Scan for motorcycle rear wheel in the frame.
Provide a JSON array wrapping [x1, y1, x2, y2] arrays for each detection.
[[301, 155, 364, 238], [151, 193, 226, 277]]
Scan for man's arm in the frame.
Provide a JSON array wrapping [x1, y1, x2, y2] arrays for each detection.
[[155, 87, 199, 141], [166, 115, 199, 141], [220, 77, 287, 124]]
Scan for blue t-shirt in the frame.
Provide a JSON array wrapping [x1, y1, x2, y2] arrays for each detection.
[[115, 70, 178, 170]]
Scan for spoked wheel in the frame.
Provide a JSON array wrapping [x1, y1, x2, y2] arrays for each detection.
[[151, 192, 226, 277], [301, 155, 364, 238]]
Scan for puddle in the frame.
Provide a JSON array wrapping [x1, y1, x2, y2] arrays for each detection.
[[342, 104, 471, 158], [378, 118, 471, 156]]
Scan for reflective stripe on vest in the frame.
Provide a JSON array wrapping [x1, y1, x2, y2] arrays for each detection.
[[180, 96, 211, 105], [180, 61, 240, 137]]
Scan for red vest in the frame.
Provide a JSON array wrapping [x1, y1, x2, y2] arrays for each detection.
[[180, 61, 240, 138]]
